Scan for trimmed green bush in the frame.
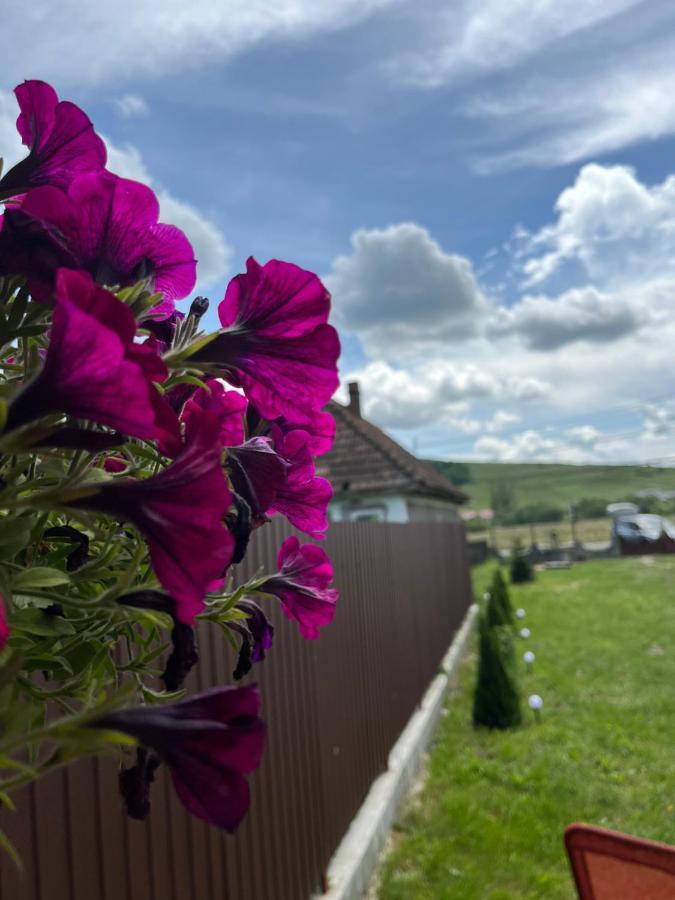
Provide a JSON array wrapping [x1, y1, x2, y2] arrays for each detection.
[[486, 568, 514, 627], [473, 611, 522, 729], [510, 541, 535, 584]]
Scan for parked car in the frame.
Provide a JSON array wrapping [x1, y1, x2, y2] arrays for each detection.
[[614, 514, 675, 554]]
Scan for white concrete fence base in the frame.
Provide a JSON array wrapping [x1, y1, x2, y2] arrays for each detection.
[[318, 603, 479, 900]]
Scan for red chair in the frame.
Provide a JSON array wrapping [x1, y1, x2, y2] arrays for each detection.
[[565, 823, 675, 899]]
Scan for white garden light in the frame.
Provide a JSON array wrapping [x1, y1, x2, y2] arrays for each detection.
[[516, 608, 526, 619], [523, 650, 535, 667], [520, 627, 531, 639], [483, 591, 491, 601], [528, 694, 543, 723]]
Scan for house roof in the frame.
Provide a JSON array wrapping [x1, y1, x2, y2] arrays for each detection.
[[316, 399, 469, 505]]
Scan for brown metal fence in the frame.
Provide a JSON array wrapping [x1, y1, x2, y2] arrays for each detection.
[[0, 520, 473, 900]]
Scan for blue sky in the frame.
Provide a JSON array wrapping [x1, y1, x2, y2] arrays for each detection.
[[4, 0, 675, 464]]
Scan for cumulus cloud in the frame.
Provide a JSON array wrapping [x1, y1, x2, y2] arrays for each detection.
[[326, 223, 488, 355], [1, 0, 397, 86], [114, 94, 149, 118], [642, 402, 675, 439], [489, 286, 647, 349], [520, 164, 675, 287], [106, 140, 231, 288], [341, 360, 550, 432], [474, 428, 600, 463]]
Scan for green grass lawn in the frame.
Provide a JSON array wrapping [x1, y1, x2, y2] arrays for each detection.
[[377, 557, 675, 900]]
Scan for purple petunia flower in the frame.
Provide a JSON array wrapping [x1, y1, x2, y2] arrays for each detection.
[[0, 80, 106, 200], [0, 172, 196, 308], [268, 427, 332, 539], [264, 536, 338, 640], [0, 596, 9, 651], [181, 379, 247, 448], [278, 409, 336, 457], [93, 684, 265, 831], [69, 409, 235, 624], [230, 599, 275, 680], [192, 257, 340, 423], [227, 437, 288, 522], [5, 268, 179, 443]]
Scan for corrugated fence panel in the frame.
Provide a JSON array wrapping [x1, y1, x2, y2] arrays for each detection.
[[0, 521, 472, 900]]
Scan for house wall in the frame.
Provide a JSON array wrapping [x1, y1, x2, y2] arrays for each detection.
[[329, 493, 409, 523], [406, 497, 460, 524], [330, 493, 459, 524]]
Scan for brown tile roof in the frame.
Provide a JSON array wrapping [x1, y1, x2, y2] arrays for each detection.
[[316, 400, 469, 505]]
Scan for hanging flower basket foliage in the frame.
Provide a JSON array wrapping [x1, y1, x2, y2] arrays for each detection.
[[0, 80, 341, 850]]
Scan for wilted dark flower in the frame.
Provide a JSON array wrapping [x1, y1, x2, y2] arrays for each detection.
[[119, 747, 161, 821], [230, 599, 274, 680], [94, 685, 265, 831]]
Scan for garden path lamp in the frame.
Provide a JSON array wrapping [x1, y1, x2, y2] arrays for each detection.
[[528, 694, 543, 723]]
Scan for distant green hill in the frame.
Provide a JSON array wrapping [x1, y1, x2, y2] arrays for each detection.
[[428, 460, 675, 511]]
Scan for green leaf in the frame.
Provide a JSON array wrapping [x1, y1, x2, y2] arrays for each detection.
[[13, 567, 71, 590], [10, 608, 76, 637], [0, 829, 22, 870], [0, 515, 33, 545]]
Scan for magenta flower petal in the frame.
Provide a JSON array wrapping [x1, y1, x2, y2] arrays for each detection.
[[194, 258, 340, 422], [265, 536, 338, 639], [270, 475, 333, 540], [1, 172, 196, 304], [71, 410, 234, 623], [227, 437, 288, 519], [93, 684, 265, 831], [277, 409, 336, 457], [0, 80, 106, 199], [218, 257, 333, 336], [268, 428, 332, 538], [5, 269, 176, 442], [181, 380, 247, 447], [147, 224, 200, 303], [0, 597, 9, 651]]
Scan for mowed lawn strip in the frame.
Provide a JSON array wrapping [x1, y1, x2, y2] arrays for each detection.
[[377, 558, 675, 900]]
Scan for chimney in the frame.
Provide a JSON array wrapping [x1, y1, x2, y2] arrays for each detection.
[[348, 381, 361, 418]]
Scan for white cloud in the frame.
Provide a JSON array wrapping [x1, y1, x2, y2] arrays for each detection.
[[642, 402, 675, 439], [326, 223, 488, 355], [106, 139, 231, 288], [469, 33, 675, 172], [1, 0, 398, 86], [486, 411, 521, 434], [521, 164, 675, 286], [474, 428, 599, 463], [341, 360, 550, 432], [568, 425, 601, 444], [390, 0, 637, 87], [489, 286, 647, 349], [114, 94, 149, 118]]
